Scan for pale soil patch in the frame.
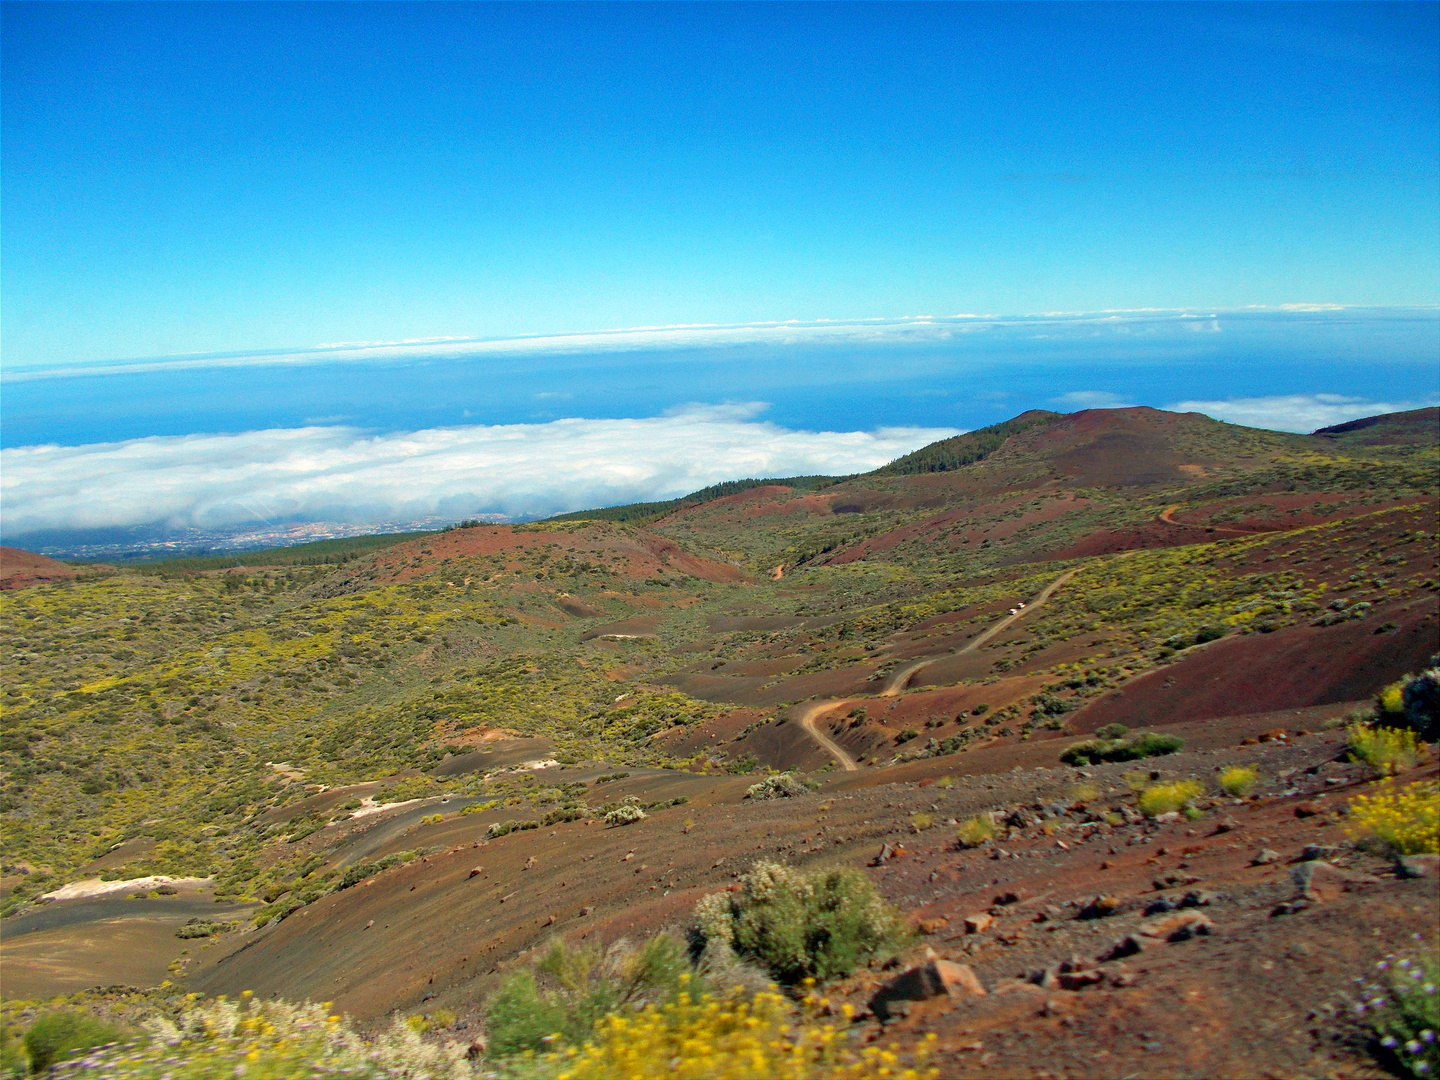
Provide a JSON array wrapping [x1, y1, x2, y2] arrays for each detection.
[[41, 875, 210, 901]]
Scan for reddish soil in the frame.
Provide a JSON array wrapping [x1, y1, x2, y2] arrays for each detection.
[[1071, 602, 1439, 733], [169, 724, 1437, 1080], [0, 547, 80, 590], [344, 522, 747, 587]]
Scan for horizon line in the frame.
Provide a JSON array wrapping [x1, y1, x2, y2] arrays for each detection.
[[6, 303, 1437, 384]]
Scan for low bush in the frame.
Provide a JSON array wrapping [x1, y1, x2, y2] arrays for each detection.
[[1346, 780, 1439, 856], [1137, 779, 1205, 817], [604, 804, 647, 827], [1348, 724, 1426, 777], [21, 1011, 124, 1074], [955, 814, 996, 848], [1094, 723, 1128, 740], [46, 994, 473, 1079], [338, 854, 402, 890], [692, 861, 909, 985], [1061, 731, 1183, 766], [1217, 766, 1260, 798], [1402, 668, 1440, 742], [485, 934, 694, 1057], [1354, 947, 1440, 1080], [744, 774, 811, 800]]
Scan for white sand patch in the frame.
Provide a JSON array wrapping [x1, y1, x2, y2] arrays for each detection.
[[348, 797, 428, 820], [41, 876, 210, 902]]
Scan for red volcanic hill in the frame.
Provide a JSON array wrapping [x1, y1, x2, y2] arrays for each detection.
[[0, 546, 79, 590]]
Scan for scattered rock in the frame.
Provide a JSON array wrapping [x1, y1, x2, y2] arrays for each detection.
[[1252, 849, 1282, 866], [1076, 895, 1124, 919], [1291, 861, 1380, 902], [1152, 811, 1181, 824], [467, 867, 483, 879], [1397, 854, 1439, 879], [1111, 970, 1139, 987], [580, 905, 594, 916], [1027, 965, 1061, 990], [990, 979, 1044, 998], [1140, 910, 1212, 942], [1293, 802, 1322, 819], [1300, 845, 1338, 861], [917, 917, 950, 935], [964, 913, 993, 934], [1100, 935, 1148, 961], [1212, 818, 1241, 834], [869, 959, 986, 1019], [1058, 969, 1105, 990], [872, 843, 897, 866], [1145, 898, 1176, 915], [1179, 889, 1217, 908]]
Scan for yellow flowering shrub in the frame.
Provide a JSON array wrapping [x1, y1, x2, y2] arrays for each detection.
[[1346, 780, 1440, 855], [1137, 779, 1204, 817], [1348, 724, 1426, 777], [1216, 766, 1259, 797], [549, 989, 935, 1080], [955, 814, 995, 848]]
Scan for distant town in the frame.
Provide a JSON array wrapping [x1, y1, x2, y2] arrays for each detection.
[[22, 515, 510, 562]]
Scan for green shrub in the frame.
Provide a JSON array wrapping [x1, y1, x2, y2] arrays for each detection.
[[485, 934, 694, 1057], [1, 1018, 28, 1079], [338, 854, 401, 890], [1217, 766, 1260, 797], [744, 775, 811, 800], [1094, 723, 1129, 740], [895, 729, 919, 744], [1401, 667, 1440, 741], [1061, 731, 1183, 766], [1356, 947, 1440, 1079], [22, 1011, 123, 1073], [1138, 779, 1205, 817], [955, 814, 996, 848], [604, 804, 646, 826], [692, 861, 909, 985]]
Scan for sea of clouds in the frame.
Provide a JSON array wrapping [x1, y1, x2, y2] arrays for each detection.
[[0, 404, 957, 536]]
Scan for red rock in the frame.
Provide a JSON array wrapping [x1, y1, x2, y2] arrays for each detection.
[[868, 959, 986, 1019], [964, 912, 993, 934]]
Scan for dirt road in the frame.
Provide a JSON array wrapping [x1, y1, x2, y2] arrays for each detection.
[[879, 567, 1079, 696], [794, 568, 1080, 769]]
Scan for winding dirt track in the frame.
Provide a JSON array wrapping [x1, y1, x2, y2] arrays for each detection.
[[794, 568, 1079, 771]]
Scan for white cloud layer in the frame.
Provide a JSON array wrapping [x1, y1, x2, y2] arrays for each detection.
[[5, 305, 1393, 382], [1165, 393, 1432, 433], [0, 405, 958, 535]]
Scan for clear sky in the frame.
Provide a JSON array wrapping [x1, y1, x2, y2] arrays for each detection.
[[4, 1, 1437, 370]]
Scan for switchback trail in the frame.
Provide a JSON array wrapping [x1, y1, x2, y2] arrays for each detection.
[[793, 567, 1080, 771], [1159, 504, 1247, 534]]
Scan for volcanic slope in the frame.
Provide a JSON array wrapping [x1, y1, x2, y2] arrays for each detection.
[[1, 407, 1436, 1078]]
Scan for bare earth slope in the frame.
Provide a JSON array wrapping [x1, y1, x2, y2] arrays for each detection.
[[2, 407, 1437, 1078]]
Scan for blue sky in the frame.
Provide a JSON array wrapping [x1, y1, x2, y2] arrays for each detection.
[[4, 2, 1436, 369], [1, 3, 1437, 544]]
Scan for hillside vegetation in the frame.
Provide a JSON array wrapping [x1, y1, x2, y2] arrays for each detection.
[[1, 406, 1436, 1079]]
